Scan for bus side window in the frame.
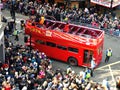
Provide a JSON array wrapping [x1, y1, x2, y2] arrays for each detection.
[[68, 47, 78, 53], [36, 40, 45, 45], [46, 41, 56, 47], [57, 45, 67, 50]]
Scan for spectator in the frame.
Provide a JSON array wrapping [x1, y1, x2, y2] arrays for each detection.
[[105, 48, 112, 63], [102, 78, 110, 90], [20, 20, 25, 30], [116, 76, 120, 89], [1, 16, 7, 23], [63, 22, 69, 33], [90, 57, 96, 77], [85, 68, 91, 79], [54, 10, 61, 21], [13, 29, 19, 41], [4, 26, 10, 38], [39, 15, 45, 25]]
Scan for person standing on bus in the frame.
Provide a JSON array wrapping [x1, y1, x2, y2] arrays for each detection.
[[39, 15, 45, 25], [105, 48, 112, 63], [63, 22, 69, 33]]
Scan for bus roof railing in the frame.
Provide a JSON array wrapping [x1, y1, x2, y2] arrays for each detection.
[[69, 20, 120, 38]]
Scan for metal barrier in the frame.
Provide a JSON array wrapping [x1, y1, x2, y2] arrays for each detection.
[[69, 20, 120, 37]]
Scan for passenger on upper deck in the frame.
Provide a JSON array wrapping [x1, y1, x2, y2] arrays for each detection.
[[39, 15, 45, 25], [63, 22, 69, 33]]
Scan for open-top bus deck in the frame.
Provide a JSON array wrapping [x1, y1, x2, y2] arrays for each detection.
[[25, 19, 104, 67]]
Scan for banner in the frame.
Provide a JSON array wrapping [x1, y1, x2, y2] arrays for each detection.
[[91, 0, 120, 8]]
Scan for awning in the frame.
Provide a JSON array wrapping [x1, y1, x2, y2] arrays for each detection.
[[91, 0, 120, 8]]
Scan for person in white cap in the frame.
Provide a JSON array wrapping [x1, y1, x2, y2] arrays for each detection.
[[22, 86, 27, 90]]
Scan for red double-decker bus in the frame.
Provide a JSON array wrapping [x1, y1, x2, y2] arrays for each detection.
[[25, 19, 104, 67]]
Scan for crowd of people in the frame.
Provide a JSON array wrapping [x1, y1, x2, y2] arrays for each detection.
[[1, 0, 120, 90], [0, 37, 115, 90], [2, 0, 120, 36]]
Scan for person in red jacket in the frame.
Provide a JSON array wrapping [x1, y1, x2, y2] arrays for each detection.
[[63, 22, 69, 33]]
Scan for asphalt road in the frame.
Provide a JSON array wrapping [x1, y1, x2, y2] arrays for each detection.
[[2, 10, 120, 87]]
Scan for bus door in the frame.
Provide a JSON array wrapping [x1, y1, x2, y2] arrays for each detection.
[[83, 50, 93, 64]]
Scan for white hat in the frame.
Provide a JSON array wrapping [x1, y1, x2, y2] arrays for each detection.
[[42, 52, 45, 55], [22, 86, 27, 90], [72, 70, 75, 74], [114, 17, 117, 20]]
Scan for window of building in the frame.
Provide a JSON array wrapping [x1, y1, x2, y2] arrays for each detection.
[[46, 41, 56, 47], [57, 45, 67, 50], [36, 40, 45, 45], [68, 47, 78, 53]]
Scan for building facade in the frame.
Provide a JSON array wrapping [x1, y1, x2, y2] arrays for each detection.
[[0, 2, 5, 63]]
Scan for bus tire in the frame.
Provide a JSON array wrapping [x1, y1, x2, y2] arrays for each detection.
[[68, 57, 78, 66]]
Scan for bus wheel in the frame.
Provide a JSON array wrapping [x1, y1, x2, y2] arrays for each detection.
[[68, 57, 78, 66]]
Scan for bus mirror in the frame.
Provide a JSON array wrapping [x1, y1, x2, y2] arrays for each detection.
[[24, 36, 28, 43]]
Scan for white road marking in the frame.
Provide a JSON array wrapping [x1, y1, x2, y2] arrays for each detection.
[[96, 61, 120, 70], [95, 61, 120, 88], [109, 65, 116, 86], [96, 68, 120, 71]]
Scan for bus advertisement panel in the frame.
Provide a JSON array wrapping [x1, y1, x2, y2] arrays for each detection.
[[91, 0, 120, 8], [25, 19, 104, 67]]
